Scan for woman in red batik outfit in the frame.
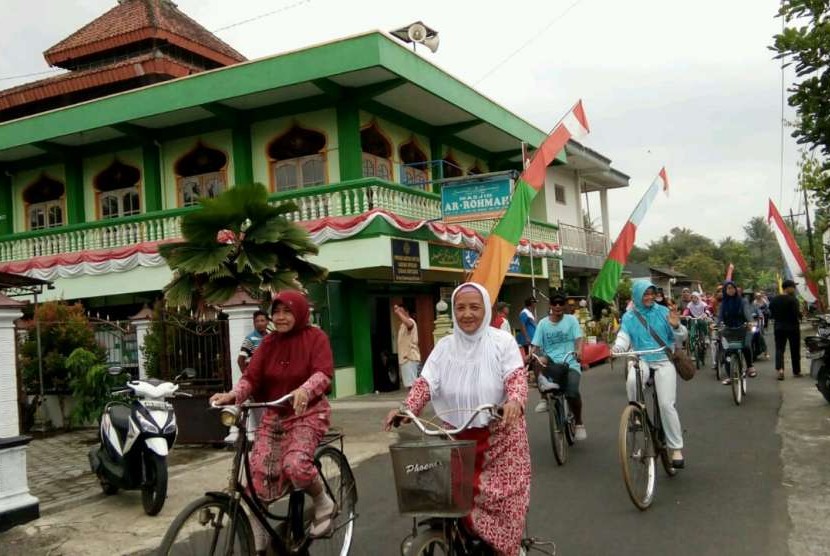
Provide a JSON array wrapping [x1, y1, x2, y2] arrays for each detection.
[[385, 282, 530, 556], [210, 290, 335, 553]]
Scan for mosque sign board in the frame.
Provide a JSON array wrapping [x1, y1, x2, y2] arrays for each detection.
[[441, 178, 512, 223], [391, 239, 422, 282]]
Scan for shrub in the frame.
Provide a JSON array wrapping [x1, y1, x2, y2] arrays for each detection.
[[67, 348, 116, 427]]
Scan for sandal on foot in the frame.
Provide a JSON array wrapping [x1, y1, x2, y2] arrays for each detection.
[[308, 502, 338, 538], [777, 370, 785, 381], [748, 369, 758, 378]]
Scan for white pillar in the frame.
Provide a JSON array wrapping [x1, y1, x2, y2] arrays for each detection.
[[223, 306, 258, 387], [0, 299, 39, 530], [133, 319, 151, 380], [600, 189, 610, 243]]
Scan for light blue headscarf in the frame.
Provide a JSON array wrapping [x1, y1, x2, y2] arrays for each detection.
[[620, 279, 676, 362]]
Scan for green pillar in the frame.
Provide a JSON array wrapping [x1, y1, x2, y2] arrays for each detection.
[[430, 137, 443, 194], [0, 170, 12, 235], [65, 157, 85, 224], [336, 101, 362, 181], [232, 125, 253, 185], [142, 143, 162, 212], [347, 280, 374, 394]]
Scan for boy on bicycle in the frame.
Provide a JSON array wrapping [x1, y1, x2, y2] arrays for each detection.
[[530, 291, 588, 440]]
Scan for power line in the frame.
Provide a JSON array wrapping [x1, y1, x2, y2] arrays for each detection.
[[212, 0, 313, 33], [0, 0, 315, 82], [474, 0, 588, 86]]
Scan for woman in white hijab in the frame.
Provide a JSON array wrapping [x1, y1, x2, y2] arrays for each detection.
[[385, 282, 530, 556]]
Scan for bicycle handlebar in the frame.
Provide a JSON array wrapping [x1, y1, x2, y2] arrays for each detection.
[[394, 404, 502, 437], [610, 347, 667, 358], [211, 392, 294, 410]]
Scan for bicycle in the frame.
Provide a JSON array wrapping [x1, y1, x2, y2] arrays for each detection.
[[390, 405, 555, 555], [716, 326, 749, 406], [529, 352, 577, 466], [157, 393, 357, 555], [612, 348, 678, 511], [685, 317, 710, 370]]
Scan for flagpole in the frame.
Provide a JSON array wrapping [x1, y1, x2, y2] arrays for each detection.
[[522, 141, 537, 304]]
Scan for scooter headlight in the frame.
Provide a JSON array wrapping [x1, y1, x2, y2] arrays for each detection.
[[163, 414, 177, 435], [136, 412, 160, 434], [220, 406, 240, 428]]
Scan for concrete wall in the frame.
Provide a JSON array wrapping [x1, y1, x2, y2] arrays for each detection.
[[544, 166, 582, 228]]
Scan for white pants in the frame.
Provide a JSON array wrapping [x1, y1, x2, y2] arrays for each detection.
[[626, 359, 684, 450], [401, 361, 419, 388]]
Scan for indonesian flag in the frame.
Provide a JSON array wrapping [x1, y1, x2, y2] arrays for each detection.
[[590, 168, 669, 302], [768, 199, 819, 303], [469, 100, 590, 302]]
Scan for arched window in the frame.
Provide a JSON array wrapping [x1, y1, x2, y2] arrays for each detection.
[[95, 159, 141, 219], [267, 126, 327, 192], [399, 140, 428, 187], [361, 124, 392, 180], [175, 142, 228, 207], [442, 154, 463, 179], [24, 174, 65, 231]]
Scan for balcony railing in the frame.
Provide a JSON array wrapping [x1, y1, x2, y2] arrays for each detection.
[[0, 178, 559, 264], [557, 222, 609, 257]]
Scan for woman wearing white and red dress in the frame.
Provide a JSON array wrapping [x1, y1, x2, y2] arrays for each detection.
[[385, 282, 530, 556]]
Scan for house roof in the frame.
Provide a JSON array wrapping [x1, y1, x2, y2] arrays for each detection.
[[0, 52, 201, 112], [649, 266, 688, 278], [44, 0, 245, 68]]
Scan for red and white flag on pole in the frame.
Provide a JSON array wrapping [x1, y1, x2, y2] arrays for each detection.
[[768, 199, 819, 303]]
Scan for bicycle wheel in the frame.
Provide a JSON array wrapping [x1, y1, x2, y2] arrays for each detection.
[[564, 402, 576, 448], [715, 344, 725, 382], [618, 404, 656, 510], [157, 495, 253, 556], [730, 353, 743, 406], [548, 395, 567, 466], [308, 445, 358, 556], [652, 407, 677, 478], [402, 529, 451, 555]]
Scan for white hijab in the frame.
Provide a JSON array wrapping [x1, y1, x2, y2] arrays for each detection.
[[420, 282, 524, 428]]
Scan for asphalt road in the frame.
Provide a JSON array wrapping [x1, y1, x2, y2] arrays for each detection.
[[348, 355, 791, 556]]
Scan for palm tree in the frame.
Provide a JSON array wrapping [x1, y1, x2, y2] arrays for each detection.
[[159, 183, 327, 311]]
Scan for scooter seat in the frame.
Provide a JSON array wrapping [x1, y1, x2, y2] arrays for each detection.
[[108, 404, 131, 434]]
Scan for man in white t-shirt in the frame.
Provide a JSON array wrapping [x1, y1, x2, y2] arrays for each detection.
[[394, 304, 421, 389]]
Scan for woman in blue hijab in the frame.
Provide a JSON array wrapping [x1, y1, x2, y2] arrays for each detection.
[[612, 280, 688, 468], [717, 280, 756, 381]]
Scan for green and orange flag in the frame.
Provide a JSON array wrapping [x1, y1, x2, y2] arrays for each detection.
[[470, 100, 590, 302], [590, 168, 669, 302]]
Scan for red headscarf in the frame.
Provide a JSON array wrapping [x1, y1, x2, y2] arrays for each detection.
[[242, 291, 333, 408]]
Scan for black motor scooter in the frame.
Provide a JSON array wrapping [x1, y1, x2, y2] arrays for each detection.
[[88, 367, 194, 515], [804, 334, 830, 404]]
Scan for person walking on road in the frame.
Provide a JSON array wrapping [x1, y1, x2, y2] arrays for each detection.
[[385, 282, 529, 556], [492, 301, 513, 334], [769, 279, 802, 380], [519, 296, 538, 358], [612, 280, 688, 469], [394, 304, 421, 389]]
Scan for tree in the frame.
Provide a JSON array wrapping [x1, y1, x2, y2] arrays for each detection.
[[160, 183, 327, 310], [772, 2, 830, 165], [675, 252, 722, 291], [743, 216, 783, 276]]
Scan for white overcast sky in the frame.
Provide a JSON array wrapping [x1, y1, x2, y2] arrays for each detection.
[[0, 0, 805, 245]]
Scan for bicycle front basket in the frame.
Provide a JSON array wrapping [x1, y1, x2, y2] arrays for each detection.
[[721, 327, 746, 350], [389, 439, 476, 517]]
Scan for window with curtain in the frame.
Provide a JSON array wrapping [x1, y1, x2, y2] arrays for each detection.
[[268, 126, 327, 192], [95, 159, 141, 218], [175, 143, 228, 207], [361, 123, 393, 180], [24, 174, 65, 231]]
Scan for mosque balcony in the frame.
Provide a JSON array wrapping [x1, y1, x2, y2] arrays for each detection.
[[0, 178, 560, 265]]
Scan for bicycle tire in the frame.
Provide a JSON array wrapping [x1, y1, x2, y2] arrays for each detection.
[[402, 528, 451, 555], [308, 445, 358, 556], [653, 413, 677, 478], [618, 404, 656, 510], [549, 395, 567, 466], [730, 353, 743, 406], [157, 494, 254, 556]]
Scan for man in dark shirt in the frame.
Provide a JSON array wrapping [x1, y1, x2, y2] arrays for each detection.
[[769, 280, 802, 380]]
